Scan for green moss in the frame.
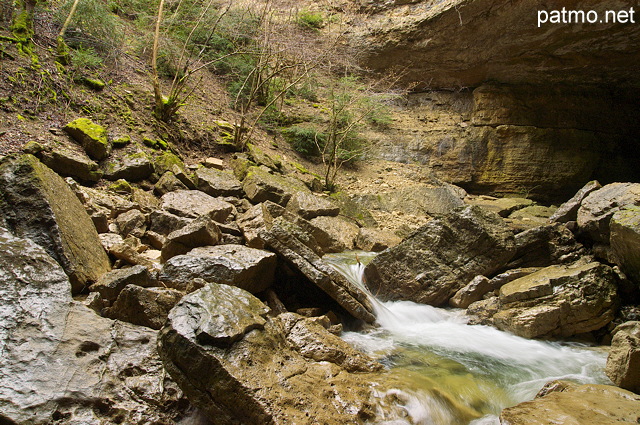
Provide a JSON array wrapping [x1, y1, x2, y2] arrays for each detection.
[[22, 141, 43, 155], [81, 77, 105, 91], [153, 151, 185, 176], [63, 118, 110, 160], [109, 179, 133, 194], [143, 137, 168, 150], [112, 135, 131, 148]]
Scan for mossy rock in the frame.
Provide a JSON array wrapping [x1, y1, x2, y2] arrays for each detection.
[[143, 137, 169, 150], [247, 143, 282, 171], [153, 151, 186, 177], [80, 77, 105, 91], [112, 135, 131, 149], [330, 192, 378, 228], [109, 179, 133, 194], [243, 166, 310, 206], [230, 154, 256, 181], [63, 118, 111, 160]]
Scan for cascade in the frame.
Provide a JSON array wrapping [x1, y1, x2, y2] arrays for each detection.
[[324, 252, 610, 425]]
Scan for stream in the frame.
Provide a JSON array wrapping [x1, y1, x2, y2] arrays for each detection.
[[324, 252, 611, 425]]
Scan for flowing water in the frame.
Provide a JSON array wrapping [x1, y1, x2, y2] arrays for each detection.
[[324, 252, 611, 425]]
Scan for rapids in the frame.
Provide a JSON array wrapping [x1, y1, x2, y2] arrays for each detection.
[[324, 252, 611, 425]]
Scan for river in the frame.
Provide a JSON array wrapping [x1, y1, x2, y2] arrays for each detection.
[[324, 252, 610, 425]]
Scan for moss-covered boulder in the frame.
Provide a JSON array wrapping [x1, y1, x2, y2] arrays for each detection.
[[63, 118, 112, 160], [103, 151, 153, 182], [0, 154, 111, 293]]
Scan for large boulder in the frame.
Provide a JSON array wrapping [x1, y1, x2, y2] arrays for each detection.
[[308, 215, 360, 253], [242, 166, 310, 206], [0, 229, 199, 424], [0, 154, 111, 293], [493, 262, 619, 339], [285, 191, 340, 219], [550, 180, 602, 223], [158, 282, 382, 425], [195, 167, 244, 197], [610, 206, 640, 284], [161, 189, 234, 222], [500, 380, 640, 425], [104, 284, 184, 330], [159, 244, 277, 294], [103, 152, 154, 182], [39, 146, 102, 183], [260, 219, 376, 323], [606, 321, 640, 393], [363, 206, 516, 305], [577, 183, 640, 243], [160, 215, 222, 262], [91, 264, 156, 303]]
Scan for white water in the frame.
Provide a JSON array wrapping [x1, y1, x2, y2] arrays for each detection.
[[324, 252, 610, 425]]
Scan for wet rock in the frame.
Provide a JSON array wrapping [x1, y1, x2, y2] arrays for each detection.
[[577, 182, 640, 243], [500, 380, 640, 425], [109, 242, 159, 271], [160, 244, 276, 294], [115, 208, 147, 238], [355, 227, 402, 252], [158, 282, 381, 425], [161, 190, 234, 222], [363, 206, 515, 306], [493, 262, 619, 339], [280, 313, 382, 373], [610, 206, 640, 284], [39, 147, 102, 182], [550, 180, 602, 223], [466, 297, 500, 326], [63, 117, 111, 160], [243, 166, 310, 206], [161, 216, 222, 262], [308, 215, 360, 253], [506, 223, 587, 270], [91, 265, 155, 303], [285, 191, 340, 219], [196, 167, 244, 197], [260, 220, 376, 323], [103, 152, 154, 181], [155, 171, 188, 195], [104, 284, 183, 330], [0, 229, 197, 424], [0, 154, 111, 293], [449, 276, 492, 309], [606, 321, 640, 393]]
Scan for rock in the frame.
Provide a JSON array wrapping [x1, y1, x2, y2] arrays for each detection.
[[99, 232, 124, 251], [488, 267, 540, 291], [115, 208, 147, 238], [237, 203, 269, 248], [506, 223, 587, 270], [449, 275, 492, 309], [507, 205, 557, 229], [308, 215, 360, 253], [91, 265, 155, 303], [161, 190, 234, 222], [550, 180, 602, 223], [285, 191, 340, 219], [466, 196, 534, 218], [499, 381, 640, 425], [355, 227, 402, 252], [171, 164, 197, 189], [104, 284, 183, 330], [158, 282, 381, 425], [353, 184, 465, 217], [493, 262, 619, 339], [148, 209, 191, 236], [71, 183, 137, 219], [0, 229, 198, 424], [109, 242, 159, 271], [259, 220, 376, 323], [63, 117, 111, 160], [577, 183, 640, 243], [363, 206, 515, 306], [330, 192, 378, 227], [130, 187, 160, 211], [606, 321, 640, 393], [243, 166, 310, 206], [152, 151, 185, 176], [154, 171, 188, 195], [203, 157, 224, 170], [161, 216, 222, 262], [0, 154, 111, 293], [103, 152, 154, 181], [159, 244, 277, 294], [196, 167, 244, 197], [610, 206, 640, 284], [39, 147, 102, 182], [466, 297, 500, 326], [280, 313, 382, 373]]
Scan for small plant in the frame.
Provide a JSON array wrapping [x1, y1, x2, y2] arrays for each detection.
[[282, 124, 326, 157], [297, 10, 324, 30], [70, 47, 103, 70]]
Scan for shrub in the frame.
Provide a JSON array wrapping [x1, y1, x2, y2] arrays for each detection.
[[297, 10, 324, 30], [282, 125, 326, 156]]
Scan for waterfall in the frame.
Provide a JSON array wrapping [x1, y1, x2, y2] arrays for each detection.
[[324, 252, 610, 425]]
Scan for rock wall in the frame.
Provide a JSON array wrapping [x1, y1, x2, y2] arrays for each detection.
[[355, 0, 640, 201]]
